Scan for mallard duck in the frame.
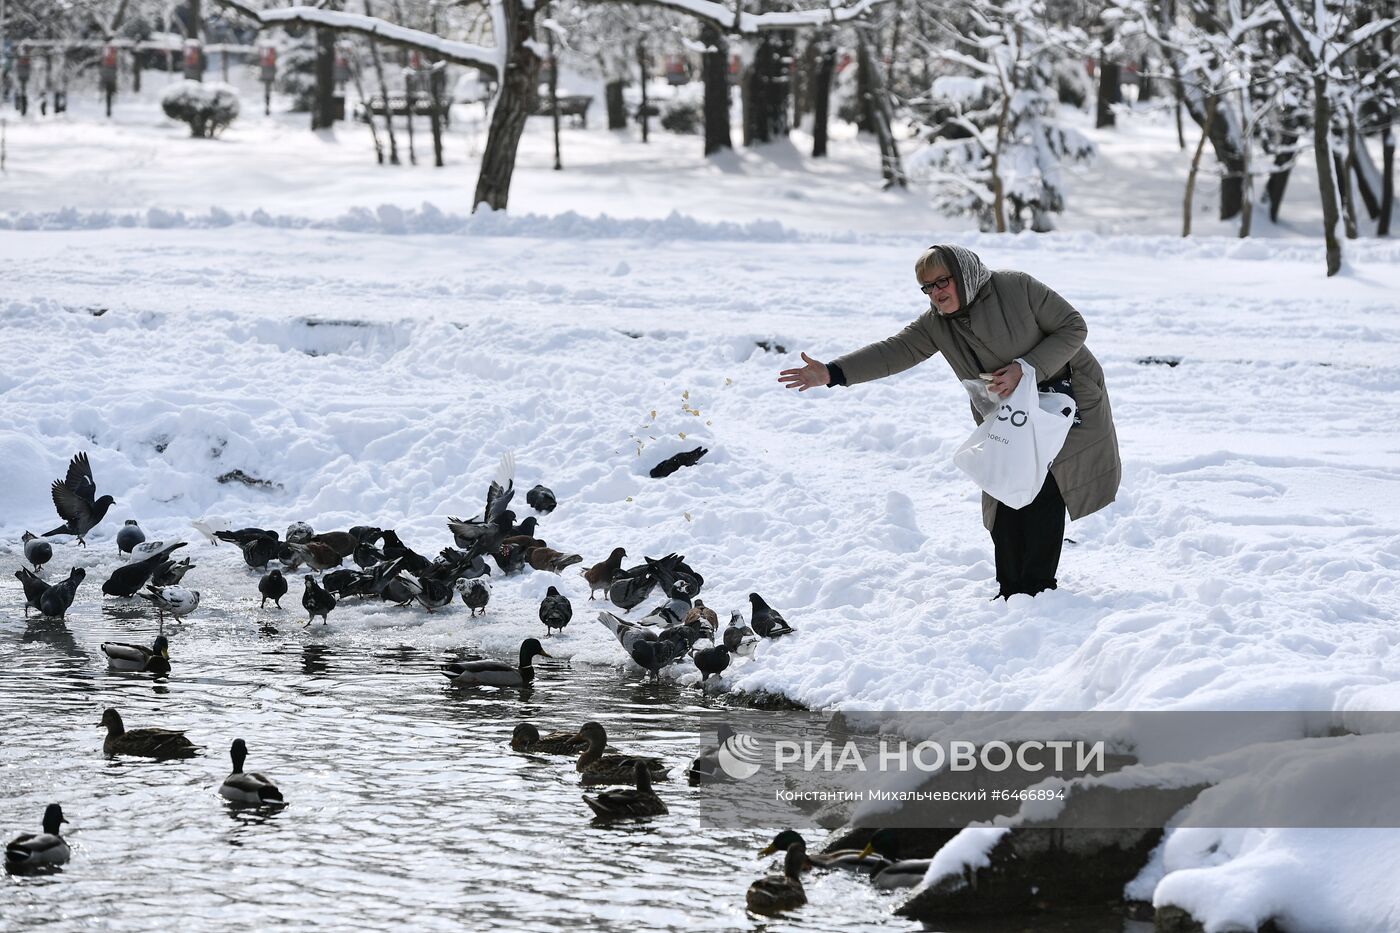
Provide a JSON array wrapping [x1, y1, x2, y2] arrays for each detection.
[[219, 739, 284, 805], [687, 724, 735, 785], [441, 638, 549, 687], [872, 858, 934, 889], [101, 635, 170, 675], [758, 829, 894, 874], [5, 804, 70, 872], [98, 708, 198, 759], [746, 841, 808, 915], [582, 762, 668, 819], [511, 722, 588, 755], [575, 721, 669, 786]]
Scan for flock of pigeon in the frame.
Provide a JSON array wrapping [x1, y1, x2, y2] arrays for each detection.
[[8, 451, 818, 913]]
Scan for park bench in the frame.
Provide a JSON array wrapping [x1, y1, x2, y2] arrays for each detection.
[[356, 93, 451, 125], [531, 94, 593, 128]]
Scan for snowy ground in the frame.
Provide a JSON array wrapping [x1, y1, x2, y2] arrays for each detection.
[[4, 73, 1400, 931]]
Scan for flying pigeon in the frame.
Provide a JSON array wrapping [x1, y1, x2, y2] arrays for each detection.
[[44, 452, 116, 546]]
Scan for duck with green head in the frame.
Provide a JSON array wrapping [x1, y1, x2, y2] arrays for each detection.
[[5, 804, 70, 872], [442, 638, 550, 687], [758, 828, 895, 875], [100, 635, 170, 675]]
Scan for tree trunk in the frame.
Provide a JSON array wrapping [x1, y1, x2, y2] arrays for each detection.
[[1310, 76, 1343, 275], [1335, 150, 1358, 239], [428, 65, 445, 168], [855, 27, 907, 189], [854, 39, 874, 133], [745, 33, 791, 144], [1138, 55, 1153, 102], [364, 13, 399, 164], [1184, 96, 1216, 237], [548, 28, 561, 170], [1265, 128, 1298, 222], [812, 38, 834, 158], [701, 23, 732, 155], [638, 39, 650, 144], [472, 0, 540, 211], [133, 54, 142, 93], [1381, 122, 1394, 236], [1095, 57, 1121, 128], [404, 73, 418, 165], [312, 26, 337, 130], [605, 78, 626, 130], [347, 52, 384, 163]]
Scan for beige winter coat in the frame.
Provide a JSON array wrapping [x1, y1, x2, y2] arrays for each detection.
[[830, 254, 1120, 530]]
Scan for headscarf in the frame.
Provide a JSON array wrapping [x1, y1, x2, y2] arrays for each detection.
[[930, 244, 992, 312]]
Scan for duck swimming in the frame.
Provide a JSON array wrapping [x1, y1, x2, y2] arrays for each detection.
[[582, 762, 668, 819], [441, 638, 550, 687], [219, 739, 284, 805], [100, 635, 171, 675], [5, 804, 70, 872], [575, 721, 669, 786], [99, 708, 198, 759]]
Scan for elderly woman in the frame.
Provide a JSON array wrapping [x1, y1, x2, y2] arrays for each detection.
[[779, 244, 1120, 599]]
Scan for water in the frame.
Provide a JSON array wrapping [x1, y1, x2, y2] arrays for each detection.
[[1, 562, 922, 933]]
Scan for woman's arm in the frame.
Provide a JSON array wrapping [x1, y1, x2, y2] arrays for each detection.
[[1016, 273, 1088, 383], [823, 310, 942, 387]]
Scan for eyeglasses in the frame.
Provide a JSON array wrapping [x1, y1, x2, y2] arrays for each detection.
[[919, 274, 954, 295]]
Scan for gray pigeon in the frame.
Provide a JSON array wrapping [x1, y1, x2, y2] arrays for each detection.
[[22, 532, 52, 572], [15, 568, 49, 616], [538, 585, 572, 636], [43, 452, 115, 547], [525, 484, 557, 513], [39, 567, 86, 619], [597, 610, 684, 680], [151, 557, 194, 586], [116, 520, 146, 555]]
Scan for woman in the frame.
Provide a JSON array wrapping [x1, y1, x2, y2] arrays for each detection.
[[778, 244, 1120, 598]]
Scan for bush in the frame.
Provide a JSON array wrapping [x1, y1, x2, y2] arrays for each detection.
[[660, 100, 702, 135], [161, 80, 240, 137]]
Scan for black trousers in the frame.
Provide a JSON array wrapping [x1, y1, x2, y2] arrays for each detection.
[[991, 474, 1066, 598]]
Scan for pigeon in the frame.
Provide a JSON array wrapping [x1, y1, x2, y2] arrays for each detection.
[[22, 532, 52, 572], [5, 804, 70, 872], [446, 451, 516, 553], [429, 547, 491, 582], [44, 452, 116, 546], [15, 568, 49, 616], [352, 536, 387, 570], [582, 547, 627, 600], [596, 610, 684, 680], [526, 546, 584, 573], [102, 542, 186, 597], [683, 600, 719, 637], [284, 540, 344, 573], [647, 553, 703, 599], [492, 542, 530, 576], [457, 577, 490, 616], [413, 576, 456, 612], [38, 567, 85, 619], [302, 575, 336, 625], [749, 593, 795, 639], [128, 539, 176, 560], [607, 567, 656, 611], [692, 643, 731, 683], [649, 445, 708, 478], [190, 517, 231, 546], [515, 516, 537, 538], [116, 519, 146, 555], [151, 556, 194, 586], [525, 484, 557, 513], [308, 531, 357, 559], [101, 635, 171, 675], [378, 530, 432, 576], [137, 584, 200, 622], [285, 522, 314, 543], [539, 585, 572, 636], [321, 568, 372, 599], [723, 611, 760, 657], [214, 528, 281, 569], [380, 574, 421, 607]]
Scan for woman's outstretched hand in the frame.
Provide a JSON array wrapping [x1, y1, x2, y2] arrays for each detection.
[[778, 352, 830, 392]]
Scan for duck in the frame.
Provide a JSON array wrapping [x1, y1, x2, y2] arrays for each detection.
[[746, 841, 808, 916], [219, 739, 284, 805], [582, 762, 668, 819], [758, 828, 894, 874], [575, 721, 669, 786], [98, 707, 198, 759], [5, 804, 70, 872], [441, 638, 550, 687], [101, 635, 170, 675], [511, 722, 589, 755], [687, 724, 736, 785], [871, 857, 934, 889]]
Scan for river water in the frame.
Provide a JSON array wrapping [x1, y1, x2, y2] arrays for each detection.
[[2, 551, 1149, 932]]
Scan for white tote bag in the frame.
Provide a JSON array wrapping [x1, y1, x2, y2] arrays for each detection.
[[953, 359, 1077, 509]]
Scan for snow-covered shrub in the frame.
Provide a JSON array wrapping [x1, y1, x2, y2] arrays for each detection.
[[661, 100, 702, 134], [161, 81, 241, 138]]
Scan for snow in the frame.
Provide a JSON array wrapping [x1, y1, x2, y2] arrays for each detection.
[[5, 69, 1400, 930]]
